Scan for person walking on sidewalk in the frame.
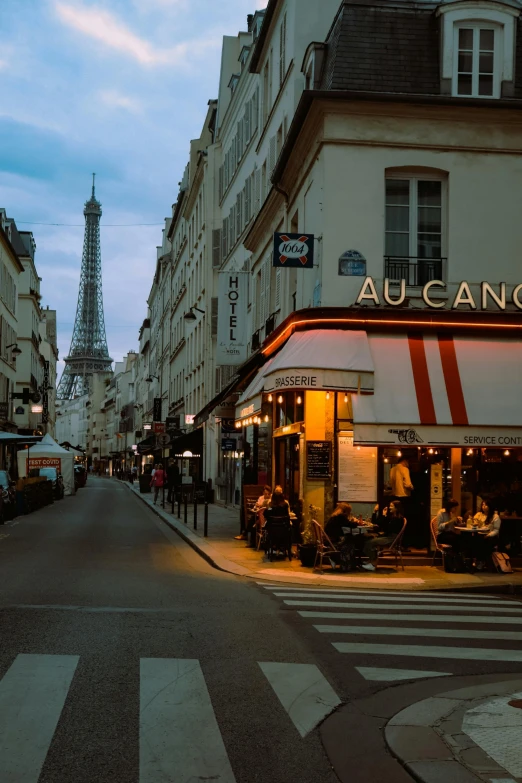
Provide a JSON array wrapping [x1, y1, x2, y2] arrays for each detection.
[[150, 465, 165, 505]]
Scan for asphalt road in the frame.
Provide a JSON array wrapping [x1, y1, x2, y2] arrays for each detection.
[[0, 476, 340, 783], [2, 476, 522, 783]]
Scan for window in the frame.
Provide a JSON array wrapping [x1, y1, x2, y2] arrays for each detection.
[[455, 25, 498, 97], [279, 14, 287, 87], [385, 177, 445, 286]]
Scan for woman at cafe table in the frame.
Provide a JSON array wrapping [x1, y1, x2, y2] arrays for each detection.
[[361, 500, 405, 571], [471, 499, 502, 567], [436, 499, 462, 551]]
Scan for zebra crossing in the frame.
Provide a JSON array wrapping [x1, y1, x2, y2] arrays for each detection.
[[260, 584, 522, 680], [0, 653, 341, 783]]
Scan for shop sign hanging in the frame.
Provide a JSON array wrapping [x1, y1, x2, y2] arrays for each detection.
[[355, 277, 522, 310], [273, 233, 314, 268], [354, 423, 522, 447], [216, 271, 248, 365], [153, 397, 162, 422]]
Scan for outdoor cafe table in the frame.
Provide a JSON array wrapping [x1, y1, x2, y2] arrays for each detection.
[[455, 526, 489, 559]]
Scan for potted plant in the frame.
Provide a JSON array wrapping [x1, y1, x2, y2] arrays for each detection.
[[298, 504, 320, 567]]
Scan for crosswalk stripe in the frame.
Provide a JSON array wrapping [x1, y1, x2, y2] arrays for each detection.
[[314, 625, 522, 641], [0, 653, 79, 782], [300, 611, 522, 624], [284, 600, 522, 612], [264, 586, 507, 604], [276, 593, 520, 607], [258, 662, 341, 738], [140, 658, 236, 783], [355, 666, 451, 682], [333, 642, 522, 662]]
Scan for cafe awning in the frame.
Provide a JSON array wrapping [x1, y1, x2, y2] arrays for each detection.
[[236, 329, 374, 418], [352, 332, 522, 447]]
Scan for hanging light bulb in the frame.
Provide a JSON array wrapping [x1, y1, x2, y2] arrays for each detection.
[[384, 457, 389, 463], [277, 395, 283, 404], [428, 448, 434, 454], [397, 450, 402, 457], [264, 414, 269, 423], [504, 449, 510, 456], [268, 394, 273, 403], [326, 391, 330, 400], [297, 395, 302, 405], [344, 392, 348, 403]]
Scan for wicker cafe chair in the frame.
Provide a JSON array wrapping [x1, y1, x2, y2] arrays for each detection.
[[430, 516, 451, 567], [376, 519, 408, 571], [256, 509, 266, 551], [312, 520, 340, 573]]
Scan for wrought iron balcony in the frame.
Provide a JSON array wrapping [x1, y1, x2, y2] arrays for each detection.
[[384, 257, 447, 287]]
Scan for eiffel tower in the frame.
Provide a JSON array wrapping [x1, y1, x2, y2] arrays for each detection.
[[57, 175, 113, 398]]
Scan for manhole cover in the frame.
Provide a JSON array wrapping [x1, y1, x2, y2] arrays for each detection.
[[508, 699, 522, 709]]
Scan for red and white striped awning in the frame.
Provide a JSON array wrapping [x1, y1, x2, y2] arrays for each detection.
[[353, 333, 522, 447]]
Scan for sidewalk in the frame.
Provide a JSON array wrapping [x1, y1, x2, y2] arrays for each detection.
[[321, 672, 522, 783], [126, 482, 522, 591]]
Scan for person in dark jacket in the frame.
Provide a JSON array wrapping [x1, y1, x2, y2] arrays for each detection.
[[264, 488, 291, 527], [362, 500, 405, 571], [325, 503, 356, 545]]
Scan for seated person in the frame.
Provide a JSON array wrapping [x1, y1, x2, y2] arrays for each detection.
[[362, 500, 405, 571], [436, 499, 462, 550], [325, 503, 357, 545], [244, 485, 272, 546], [264, 488, 291, 528], [474, 499, 502, 567]]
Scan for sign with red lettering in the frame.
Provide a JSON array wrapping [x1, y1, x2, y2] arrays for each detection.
[[216, 271, 248, 365], [153, 422, 166, 434], [273, 233, 314, 268], [27, 457, 61, 471]]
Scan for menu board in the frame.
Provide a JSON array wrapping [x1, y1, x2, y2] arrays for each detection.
[[338, 435, 377, 502], [306, 441, 332, 479]]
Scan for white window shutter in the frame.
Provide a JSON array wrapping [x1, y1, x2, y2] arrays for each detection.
[[254, 169, 261, 212], [211, 298, 218, 336], [212, 228, 222, 268], [279, 14, 287, 87], [236, 192, 242, 237], [275, 267, 281, 310], [252, 274, 257, 329], [268, 135, 277, 179], [252, 87, 259, 132]]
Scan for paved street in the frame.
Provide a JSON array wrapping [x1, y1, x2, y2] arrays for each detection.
[[2, 477, 522, 783], [0, 477, 340, 783]]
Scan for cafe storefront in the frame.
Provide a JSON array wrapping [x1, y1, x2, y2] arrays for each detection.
[[233, 307, 522, 552]]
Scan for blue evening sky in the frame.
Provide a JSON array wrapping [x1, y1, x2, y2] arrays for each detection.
[[0, 0, 266, 375]]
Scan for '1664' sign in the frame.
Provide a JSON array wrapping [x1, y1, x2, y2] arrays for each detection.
[[273, 233, 314, 268]]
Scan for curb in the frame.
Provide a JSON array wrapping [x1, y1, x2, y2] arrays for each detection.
[[385, 678, 522, 783], [124, 482, 522, 593], [125, 484, 250, 576]]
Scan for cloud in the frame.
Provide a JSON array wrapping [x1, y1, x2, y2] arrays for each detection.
[[0, 117, 120, 183], [99, 89, 142, 113], [54, 2, 220, 67]]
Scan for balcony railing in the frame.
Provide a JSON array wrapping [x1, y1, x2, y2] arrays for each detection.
[[384, 257, 447, 287]]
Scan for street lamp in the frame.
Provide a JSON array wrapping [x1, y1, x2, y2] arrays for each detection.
[[145, 374, 159, 383], [6, 343, 21, 358], [184, 307, 205, 322]]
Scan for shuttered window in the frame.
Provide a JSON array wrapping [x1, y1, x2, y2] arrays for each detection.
[[279, 14, 287, 87], [212, 228, 222, 268], [211, 297, 218, 336], [275, 267, 281, 310]]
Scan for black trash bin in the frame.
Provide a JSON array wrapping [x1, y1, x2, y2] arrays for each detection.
[[139, 474, 151, 494]]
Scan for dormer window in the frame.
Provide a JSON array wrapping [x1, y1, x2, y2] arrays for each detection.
[[437, 1, 519, 99], [228, 74, 240, 94], [455, 25, 498, 97], [239, 46, 250, 70]]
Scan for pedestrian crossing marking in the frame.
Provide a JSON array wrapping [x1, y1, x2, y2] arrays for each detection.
[[0, 653, 79, 783], [314, 625, 522, 641], [140, 658, 236, 783], [258, 662, 341, 738], [300, 611, 522, 625], [355, 667, 451, 682], [333, 643, 522, 663], [283, 599, 522, 612], [266, 587, 509, 604]]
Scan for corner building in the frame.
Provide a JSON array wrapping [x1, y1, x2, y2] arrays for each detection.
[[198, 0, 522, 554]]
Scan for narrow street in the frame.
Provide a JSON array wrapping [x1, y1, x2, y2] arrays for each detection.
[[2, 479, 522, 783], [0, 477, 339, 783]]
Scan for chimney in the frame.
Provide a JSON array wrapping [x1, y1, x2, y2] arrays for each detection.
[[247, 14, 254, 31]]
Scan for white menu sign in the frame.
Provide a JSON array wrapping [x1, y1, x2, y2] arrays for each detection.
[[338, 434, 377, 502]]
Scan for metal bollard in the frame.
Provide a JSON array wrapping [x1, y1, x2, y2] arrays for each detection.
[[204, 501, 208, 538], [183, 496, 188, 525], [193, 499, 198, 530]]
